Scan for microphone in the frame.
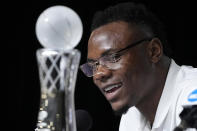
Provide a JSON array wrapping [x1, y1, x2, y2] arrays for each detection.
[[174, 105, 197, 131], [76, 109, 93, 131], [174, 120, 188, 131]]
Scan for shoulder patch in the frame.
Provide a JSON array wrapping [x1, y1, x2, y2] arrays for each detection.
[[188, 89, 197, 102]]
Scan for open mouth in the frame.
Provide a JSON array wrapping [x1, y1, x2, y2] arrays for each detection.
[[103, 83, 122, 100], [104, 83, 122, 93]]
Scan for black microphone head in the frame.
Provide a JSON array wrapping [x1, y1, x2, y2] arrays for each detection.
[[76, 109, 93, 131], [174, 127, 183, 131]]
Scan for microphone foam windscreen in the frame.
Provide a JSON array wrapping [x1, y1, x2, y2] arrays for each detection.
[[76, 109, 93, 131], [173, 127, 183, 131]]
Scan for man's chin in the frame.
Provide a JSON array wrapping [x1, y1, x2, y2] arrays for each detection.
[[112, 105, 130, 116]]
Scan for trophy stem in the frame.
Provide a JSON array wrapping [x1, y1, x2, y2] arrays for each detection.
[[36, 49, 81, 131]]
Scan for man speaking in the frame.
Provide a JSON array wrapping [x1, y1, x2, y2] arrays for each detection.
[[80, 2, 197, 131]]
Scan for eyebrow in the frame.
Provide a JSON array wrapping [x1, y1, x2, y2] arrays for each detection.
[[87, 48, 118, 62]]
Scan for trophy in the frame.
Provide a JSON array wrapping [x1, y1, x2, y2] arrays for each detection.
[[35, 5, 83, 131]]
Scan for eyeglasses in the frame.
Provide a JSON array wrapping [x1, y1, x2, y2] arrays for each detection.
[[80, 37, 153, 77]]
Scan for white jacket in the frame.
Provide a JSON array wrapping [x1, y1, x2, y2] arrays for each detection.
[[119, 59, 197, 131]]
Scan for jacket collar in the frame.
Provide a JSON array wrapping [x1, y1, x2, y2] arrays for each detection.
[[152, 59, 180, 128]]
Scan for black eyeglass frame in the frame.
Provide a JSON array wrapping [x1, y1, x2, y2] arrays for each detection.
[[107, 37, 153, 57], [80, 37, 154, 77]]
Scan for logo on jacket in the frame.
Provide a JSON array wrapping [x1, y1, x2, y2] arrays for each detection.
[[188, 89, 197, 102]]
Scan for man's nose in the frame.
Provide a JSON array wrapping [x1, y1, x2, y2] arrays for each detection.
[[93, 65, 112, 82]]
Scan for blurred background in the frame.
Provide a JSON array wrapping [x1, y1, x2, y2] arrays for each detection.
[[9, 0, 197, 130]]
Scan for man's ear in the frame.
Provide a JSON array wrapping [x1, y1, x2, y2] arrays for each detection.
[[147, 38, 163, 63]]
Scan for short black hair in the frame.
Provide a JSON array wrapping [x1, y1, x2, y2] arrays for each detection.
[[91, 2, 172, 57]]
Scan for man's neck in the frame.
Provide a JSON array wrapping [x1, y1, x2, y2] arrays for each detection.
[[136, 57, 171, 127]]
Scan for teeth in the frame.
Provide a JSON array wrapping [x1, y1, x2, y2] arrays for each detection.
[[104, 84, 121, 92]]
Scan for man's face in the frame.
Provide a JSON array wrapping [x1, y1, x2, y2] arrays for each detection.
[[88, 21, 153, 114]]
